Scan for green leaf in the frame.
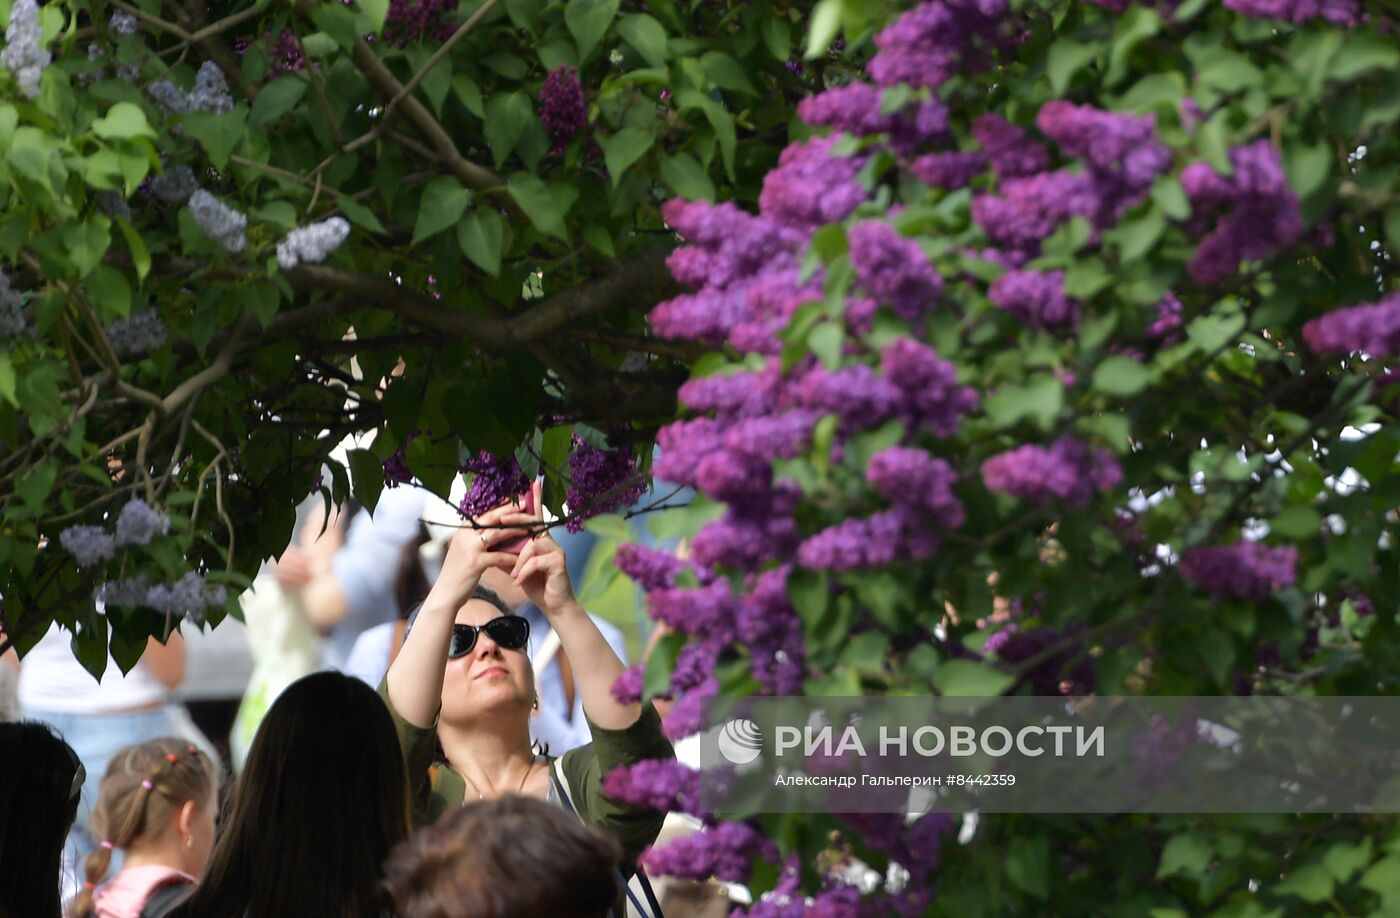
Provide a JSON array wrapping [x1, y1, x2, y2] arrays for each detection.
[[932, 660, 1014, 697], [452, 75, 484, 118], [1329, 33, 1400, 82], [1323, 838, 1373, 883], [358, 0, 389, 34], [1047, 39, 1098, 96], [114, 217, 150, 283], [508, 174, 577, 240], [484, 92, 532, 168], [1269, 506, 1319, 540], [1186, 310, 1245, 354], [985, 375, 1064, 432], [250, 76, 307, 127], [1273, 864, 1334, 904], [762, 16, 790, 61], [91, 102, 155, 141], [457, 209, 504, 276], [336, 195, 387, 235], [346, 447, 384, 514], [658, 152, 714, 201], [564, 0, 619, 62], [1360, 856, 1400, 908], [1092, 356, 1150, 397], [675, 90, 735, 181], [700, 51, 758, 96], [600, 127, 654, 187], [1284, 142, 1331, 199], [17, 458, 56, 512], [804, 0, 841, 60], [1151, 176, 1191, 221], [1197, 112, 1233, 176], [617, 13, 667, 68], [1195, 627, 1233, 687], [412, 176, 470, 244], [0, 352, 14, 405], [1157, 833, 1212, 880], [1110, 208, 1166, 263], [182, 106, 248, 171], [1006, 835, 1050, 900]]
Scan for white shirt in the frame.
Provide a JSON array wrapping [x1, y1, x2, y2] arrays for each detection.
[[17, 623, 168, 713]]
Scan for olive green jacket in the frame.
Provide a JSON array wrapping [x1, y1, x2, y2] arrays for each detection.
[[377, 678, 675, 874]]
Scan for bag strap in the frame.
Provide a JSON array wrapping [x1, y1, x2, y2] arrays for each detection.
[[549, 761, 665, 918], [139, 878, 193, 918]]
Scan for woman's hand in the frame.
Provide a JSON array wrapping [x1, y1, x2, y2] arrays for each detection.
[[509, 482, 578, 616], [425, 503, 534, 615]]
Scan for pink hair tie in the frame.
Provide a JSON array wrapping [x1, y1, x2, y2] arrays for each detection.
[[100, 841, 114, 850], [141, 779, 154, 790]]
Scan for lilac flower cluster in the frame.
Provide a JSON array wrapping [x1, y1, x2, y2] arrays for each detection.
[[1301, 292, 1400, 358], [0, 269, 27, 343], [148, 80, 191, 116], [988, 269, 1078, 330], [2, 0, 49, 99], [797, 84, 949, 153], [640, 820, 779, 883], [539, 66, 587, 149], [971, 114, 1048, 179], [565, 438, 647, 532], [867, 0, 1009, 91], [457, 451, 530, 518], [106, 310, 167, 356], [189, 61, 233, 114], [114, 498, 170, 546], [1222, 0, 1359, 24], [381, 430, 418, 487], [912, 150, 988, 190], [382, 0, 457, 46], [149, 165, 197, 204], [980, 436, 1123, 508], [59, 525, 116, 567], [848, 221, 942, 319], [1147, 291, 1184, 343], [1133, 706, 1202, 787], [96, 191, 132, 222], [98, 572, 228, 620], [1035, 102, 1171, 219], [758, 137, 867, 232], [600, 758, 704, 817], [1180, 140, 1302, 284], [276, 217, 351, 269], [983, 622, 1097, 694], [188, 189, 247, 253], [1178, 541, 1298, 601], [865, 448, 964, 524]]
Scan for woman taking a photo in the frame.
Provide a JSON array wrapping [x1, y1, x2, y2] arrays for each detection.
[[381, 483, 674, 908]]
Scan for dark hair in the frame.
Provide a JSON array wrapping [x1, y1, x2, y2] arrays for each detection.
[[66, 738, 218, 918], [170, 672, 410, 918], [383, 795, 622, 918], [403, 584, 515, 637], [0, 721, 81, 918]]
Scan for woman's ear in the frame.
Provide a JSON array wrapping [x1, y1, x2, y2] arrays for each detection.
[[178, 798, 197, 837]]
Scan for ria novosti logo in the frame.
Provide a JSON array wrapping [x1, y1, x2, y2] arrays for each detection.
[[717, 718, 763, 765]]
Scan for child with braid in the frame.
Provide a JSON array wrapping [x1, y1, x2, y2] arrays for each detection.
[[66, 738, 218, 918]]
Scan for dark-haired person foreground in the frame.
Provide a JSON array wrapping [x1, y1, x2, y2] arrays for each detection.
[[169, 671, 410, 918], [384, 795, 622, 918], [381, 486, 674, 917], [0, 721, 81, 918]]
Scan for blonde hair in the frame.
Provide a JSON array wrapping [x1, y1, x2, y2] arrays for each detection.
[[66, 737, 218, 918]]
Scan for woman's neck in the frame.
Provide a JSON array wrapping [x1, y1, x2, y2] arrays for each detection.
[[439, 715, 539, 797]]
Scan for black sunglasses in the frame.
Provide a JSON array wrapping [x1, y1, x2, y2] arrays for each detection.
[[449, 615, 530, 658]]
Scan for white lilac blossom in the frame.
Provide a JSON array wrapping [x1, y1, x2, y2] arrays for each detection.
[[149, 164, 197, 204], [0, 270, 25, 342], [188, 61, 232, 114], [148, 79, 191, 115], [146, 571, 226, 620], [275, 217, 351, 269], [96, 191, 132, 222], [106, 309, 166, 355], [188, 189, 247, 253], [2, 0, 50, 99], [59, 525, 116, 567], [113, 498, 170, 546], [110, 10, 138, 35], [95, 576, 151, 608]]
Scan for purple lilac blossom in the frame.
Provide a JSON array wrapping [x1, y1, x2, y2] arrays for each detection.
[[539, 65, 587, 148], [1223, 0, 1359, 24], [1301, 292, 1400, 358], [59, 525, 116, 567], [1178, 541, 1298, 601], [677, 368, 781, 420], [565, 439, 647, 532], [721, 412, 820, 462], [758, 137, 868, 232], [106, 310, 167, 356], [797, 506, 941, 572], [880, 338, 979, 437], [1180, 140, 1303, 285], [970, 114, 1049, 179], [911, 151, 988, 189], [114, 499, 170, 547], [601, 759, 705, 818], [640, 820, 779, 883], [1134, 706, 1202, 787], [866, 447, 964, 526], [614, 543, 688, 592], [661, 676, 717, 739], [988, 269, 1078, 329], [382, 0, 457, 46], [610, 665, 644, 704], [985, 623, 1097, 694], [1035, 101, 1170, 187], [457, 451, 530, 518], [981, 436, 1123, 508], [1147, 291, 1184, 343], [867, 0, 1009, 91], [737, 565, 807, 693], [646, 580, 738, 648], [848, 221, 943, 319], [972, 170, 1099, 251], [793, 365, 902, 431]]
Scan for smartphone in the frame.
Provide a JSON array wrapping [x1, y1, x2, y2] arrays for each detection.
[[494, 489, 536, 554]]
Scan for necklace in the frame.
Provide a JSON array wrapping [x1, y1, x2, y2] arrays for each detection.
[[462, 754, 536, 801]]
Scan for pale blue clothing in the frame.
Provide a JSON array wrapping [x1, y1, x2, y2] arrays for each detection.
[[517, 601, 630, 757]]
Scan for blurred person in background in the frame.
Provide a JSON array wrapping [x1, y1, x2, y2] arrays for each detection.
[[66, 738, 219, 918], [384, 795, 622, 918], [0, 721, 82, 918], [17, 623, 213, 903], [342, 521, 433, 689]]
